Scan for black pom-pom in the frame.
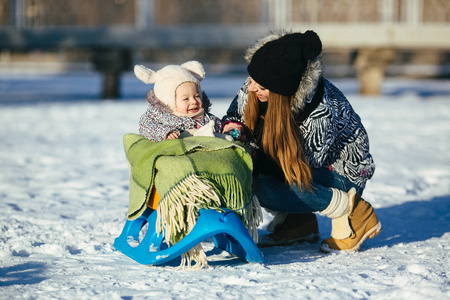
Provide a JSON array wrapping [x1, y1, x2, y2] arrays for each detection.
[[302, 30, 322, 60]]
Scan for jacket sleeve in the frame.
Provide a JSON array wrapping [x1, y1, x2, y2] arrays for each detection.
[[222, 95, 243, 124], [208, 114, 224, 133], [301, 80, 375, 188], [139, 108, 179, 142], [222, 77, 250, 124]]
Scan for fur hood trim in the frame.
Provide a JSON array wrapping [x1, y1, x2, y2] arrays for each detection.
[[245, 30, 323, 113], [145, 89, 212, 114]]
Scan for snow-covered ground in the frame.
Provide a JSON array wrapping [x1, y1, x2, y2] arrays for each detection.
[[1, 72, 449, 299]]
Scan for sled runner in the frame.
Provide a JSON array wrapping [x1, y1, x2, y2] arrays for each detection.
[[114, 207, 264, 266]]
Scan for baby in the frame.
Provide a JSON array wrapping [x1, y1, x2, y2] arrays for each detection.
[[135, 61, 228, 142]]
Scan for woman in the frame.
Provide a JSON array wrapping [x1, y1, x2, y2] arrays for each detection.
[[223, 30, 381, 252]]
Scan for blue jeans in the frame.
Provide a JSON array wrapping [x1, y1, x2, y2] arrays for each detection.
[[252, 168, 363, 213]]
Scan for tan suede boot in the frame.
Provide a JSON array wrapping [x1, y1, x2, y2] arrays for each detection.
[[320, 192, 382, 253]]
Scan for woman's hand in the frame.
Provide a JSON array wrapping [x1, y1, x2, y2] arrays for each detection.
[[166, 131, 179, 140]]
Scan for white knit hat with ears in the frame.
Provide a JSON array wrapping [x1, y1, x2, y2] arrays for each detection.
[[134, 61, 206, 111]]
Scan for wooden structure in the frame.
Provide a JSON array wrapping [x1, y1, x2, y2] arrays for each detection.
[[0, 0, 449, 97]]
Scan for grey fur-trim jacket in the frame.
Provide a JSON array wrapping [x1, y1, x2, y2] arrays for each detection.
[[223, 31, 375, 188], [139, 90, 222, 142]]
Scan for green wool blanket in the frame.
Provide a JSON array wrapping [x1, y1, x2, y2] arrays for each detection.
[[123, 134, 261, 267]]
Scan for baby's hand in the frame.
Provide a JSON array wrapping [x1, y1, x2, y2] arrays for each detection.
[[166, 131, 179, 140]]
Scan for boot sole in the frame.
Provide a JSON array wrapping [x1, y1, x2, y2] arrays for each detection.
[[320, 222, 382, 253]]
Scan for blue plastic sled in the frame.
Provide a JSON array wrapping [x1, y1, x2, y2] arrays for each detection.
[[114, 208, 264, 265]]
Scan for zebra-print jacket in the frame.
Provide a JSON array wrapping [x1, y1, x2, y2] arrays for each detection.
[[223, 31, 375, 189]]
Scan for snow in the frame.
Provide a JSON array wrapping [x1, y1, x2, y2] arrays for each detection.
[[1, 72, 450, 299]]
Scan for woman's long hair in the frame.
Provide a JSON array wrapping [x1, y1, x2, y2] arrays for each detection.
[[244, 91, 312, 190]]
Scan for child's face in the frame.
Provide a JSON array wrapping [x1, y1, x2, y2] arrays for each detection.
[[175, 82, 203, 114]]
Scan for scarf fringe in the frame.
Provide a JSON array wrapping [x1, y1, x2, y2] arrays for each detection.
[[247, 194, 263, 242], [155, 173, 262, 269], [178, 244, 208, 270]]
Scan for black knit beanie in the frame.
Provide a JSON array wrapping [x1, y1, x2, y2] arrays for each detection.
[[247, 31, 322, 97]]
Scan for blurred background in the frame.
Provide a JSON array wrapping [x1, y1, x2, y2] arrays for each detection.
[[0, 0, 449, 99]]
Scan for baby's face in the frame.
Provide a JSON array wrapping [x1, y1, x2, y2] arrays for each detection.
[[175, 82, 202, 114]]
